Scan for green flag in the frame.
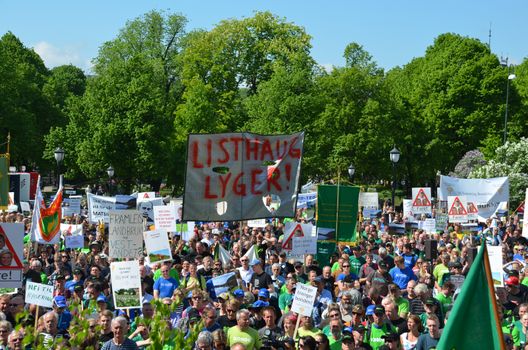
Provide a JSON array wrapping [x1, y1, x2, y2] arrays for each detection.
[[437, 242, 505, 350], [0, 155, 8, 210], [316, 184, 359, 244]]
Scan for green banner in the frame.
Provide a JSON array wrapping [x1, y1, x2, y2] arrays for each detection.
[[316, 241, 336, 266], [316, 184, 360, 244], [0, 156, 8, 210]]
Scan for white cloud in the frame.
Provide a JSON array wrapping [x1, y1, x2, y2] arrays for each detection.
[[33, 41, 91, 72], [320, 63, 335, 73]]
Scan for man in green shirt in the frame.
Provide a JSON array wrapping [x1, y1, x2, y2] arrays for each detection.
[[227, 309, 262, 350], [349, 246, 366, 277], [364, 305, 397, 350]]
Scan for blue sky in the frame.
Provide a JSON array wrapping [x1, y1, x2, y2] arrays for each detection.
[[1, 1, 526, 73]]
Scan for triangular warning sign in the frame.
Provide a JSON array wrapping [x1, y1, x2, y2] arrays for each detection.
[[467, 202, 478, 214], [0, 226, 23, 269], [412, 188, 431, 207], [515, 201, 524, 214], [282, 223, 305, 250], [449, 197, 467, 215], [142, 193, 150, 199]]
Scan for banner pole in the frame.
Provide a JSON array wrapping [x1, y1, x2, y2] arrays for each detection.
[[293, 313, 301, 340], [335, 172, 341, 242]]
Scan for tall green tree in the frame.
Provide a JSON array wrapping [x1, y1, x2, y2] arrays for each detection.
[[46, 11, 187, 190]]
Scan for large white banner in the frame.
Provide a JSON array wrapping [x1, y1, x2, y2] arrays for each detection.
[[439, 175, 509, 221], [87, 193, 116, 224], [110, 260, 142, 309], [412, 188, 432, 214], [183, 132, 304, 221], [109, 210, 143, 259]]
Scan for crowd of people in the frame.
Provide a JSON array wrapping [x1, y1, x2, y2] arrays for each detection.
[[0, 201, 525, 350]]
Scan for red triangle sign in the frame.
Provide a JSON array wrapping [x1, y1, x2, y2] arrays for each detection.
[[449, 197, 468, 215], [143, 193, 150, 198], [516, 201, 524, 214], [412, 188, 431, 207], [282, 223, 305, 250], [0, 226, 24, 269]]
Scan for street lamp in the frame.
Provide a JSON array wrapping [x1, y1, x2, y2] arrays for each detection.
[[389, 146, 400, 208], [107, 166, 114, 195], [347, 164, 355, 184], [54, 147, 65, 188]]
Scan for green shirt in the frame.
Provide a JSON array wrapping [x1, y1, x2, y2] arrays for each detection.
[[349, 256, 366, 276], [227, 326, 262, 350], [365, 323, 396, 350], [153, 268, 179, 282], [395, 296, 410, 317], [279, 292, 294, 312]]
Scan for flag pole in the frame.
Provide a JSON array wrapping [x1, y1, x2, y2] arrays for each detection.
[[335, 171, 341, 242], [482, 244, 506, 350]]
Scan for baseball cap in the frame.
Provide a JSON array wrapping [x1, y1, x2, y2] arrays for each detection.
[[73, 268, 83, 275], [258, 289, 270, 299], [250, 300, 269, 309], [53, 296, 67, 308], [97, 295, 107, 303], [365, 305, 376, 316], [425, 298, 437, 306], [506, 276, 520, 286], [294, 261, 303, 267], [378, 260, 388, 269], [313, 276, 323, 283], [55, 274, 65, 280], [188, 308, 201, 322], [342, 327, 354, 341], [217, 292, 230, 301], [374, 305, 385, 315], [250, 259, 261, 267], [233, 289, 245, 298], [352, 304, 365, 314]]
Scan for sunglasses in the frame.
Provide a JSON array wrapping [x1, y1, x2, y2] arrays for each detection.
[[342, 265, 350, 267]]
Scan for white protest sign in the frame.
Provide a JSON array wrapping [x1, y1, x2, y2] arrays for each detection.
[[523, 189, 528, 238], [486, 245, 504, 288], [110, 260, 142, 309], [359, 192, 378, 209], [448, 196, 468, 223], [435, 214, 448, 232], [25, 282, 54, 308], [291, 283, 317, 317], [403, 199, 416, 222], [144, 230, 173, 263], [423, 218, 436, 234], [87, 193, 116, 224], [137, 197, 164, 225], [109, 210, 144, 259], [62, 196, 81, 217], [467, 201, 479, 221], [247, 219, 267, 228], [412, 188, 432, 214], [0, 223, 24, 288], [292, 236, 317, 255], [154, 205, 177, 232], [65, 235, 84, 249], [20, 202, 31, 213]]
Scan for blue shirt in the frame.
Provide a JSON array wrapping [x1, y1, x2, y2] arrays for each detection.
[[403, 254, 418, 269], [153, 277, 179, 298], [389, 266, 417, 289]]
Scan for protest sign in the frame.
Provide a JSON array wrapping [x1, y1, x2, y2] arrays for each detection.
[[522, 188, 528, 237], [292, 235, 317, 255], [137, 197, 164, 225], [65, 235, 84, 249], [87, 193, 116, 224], [109, 210, 143, 259], [297, 192, 317, 209], [282, 223, 314, 250], [291, 283, 317, 317], [183, 132, 304, 221], [435, 213, 449, 232], [359, 192, 378, 209], [317, 185, 359, 243], [403, 199, 416, 222], [486, 245, 504, 287], [467, 201, 479, 221], [138, 192, 156, 201], [448, 196, 468, 223], [412, 188, 432, 214], [205, 272, 238, 300], [0, 223, 24, 288], [25, 282, 53, 308], [439, 175, 509, 221], [110, 260, 142, 309], [153, 205, 177, 232], [423, 218, 436, 234], [144, 230, 173, 263], [247, 219, 267, 228], [19, 202, 30, 214], [62, 196, 81, 217]]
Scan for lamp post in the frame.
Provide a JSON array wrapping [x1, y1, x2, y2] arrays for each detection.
[[347, 164, 355, 184], [502, 63, 516, 145], [107, 166, 114, 195], [54, 147, 65, 188], [389, 146, 400, 208]]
